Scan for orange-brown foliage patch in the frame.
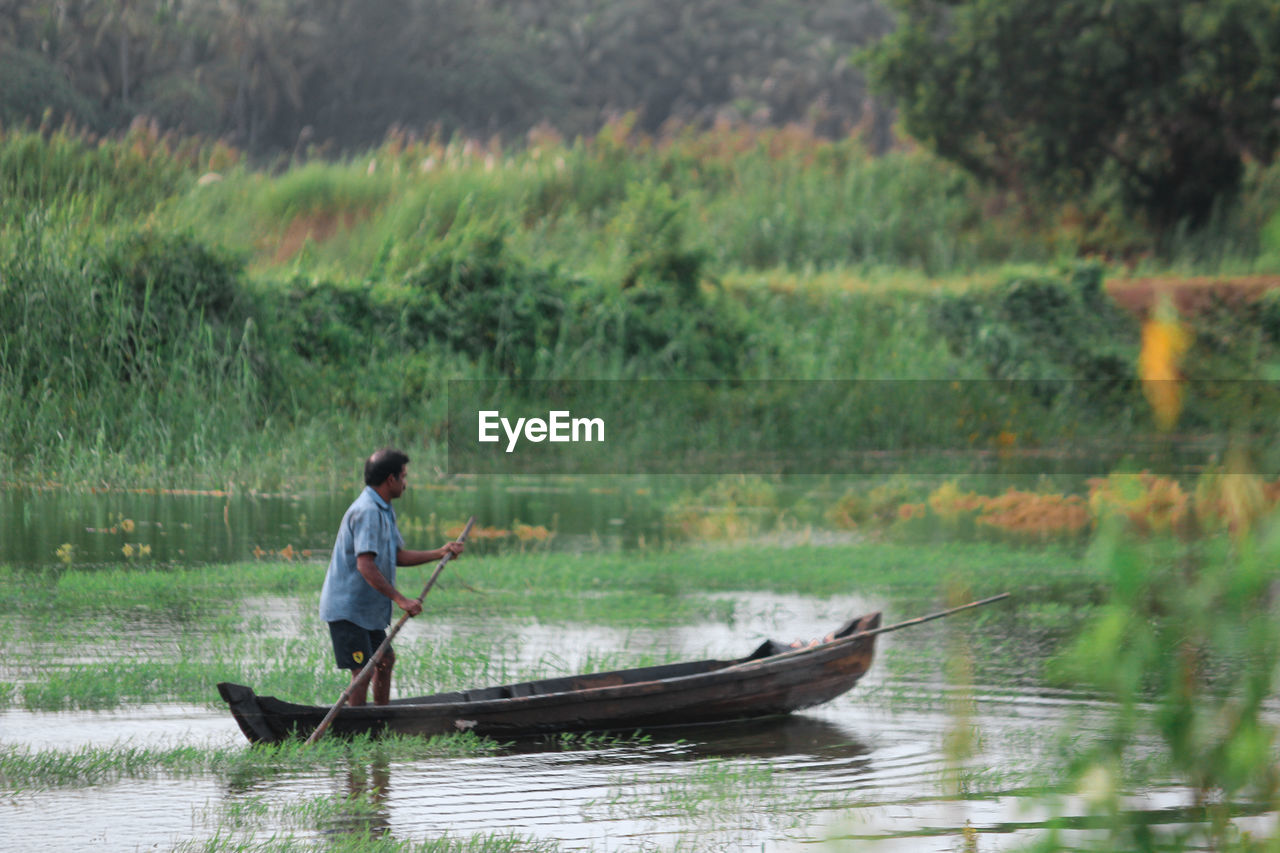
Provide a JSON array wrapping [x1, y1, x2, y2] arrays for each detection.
[[1107, 276, 1280, 318], [918, 482, 1091, 539], [273, 210, 361, 263], [1088, 472, 1191, 534], [975, 490, 1091, 539], [444, 523, 511, 541]]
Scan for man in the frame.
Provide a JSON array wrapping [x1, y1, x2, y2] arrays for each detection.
[[319, 448, 464, 706]]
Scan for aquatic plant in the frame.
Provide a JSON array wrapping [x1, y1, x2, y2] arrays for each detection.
[[0, 733, 502, 791], [664, 475, 780, 540], [1088, 472, 1192, 534]]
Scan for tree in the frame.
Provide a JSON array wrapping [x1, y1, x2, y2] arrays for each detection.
[[862, 0, 1280, 229]]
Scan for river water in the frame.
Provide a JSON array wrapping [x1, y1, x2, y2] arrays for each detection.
[[0, 592, 1254, 852], [1, 481, 1272, 851], [0, 477, 695, 568]]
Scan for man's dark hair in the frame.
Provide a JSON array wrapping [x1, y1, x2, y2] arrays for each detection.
[[364, 448, 410, 486]]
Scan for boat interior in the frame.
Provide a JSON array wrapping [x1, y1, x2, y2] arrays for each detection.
[[395, 657, 730, 705]]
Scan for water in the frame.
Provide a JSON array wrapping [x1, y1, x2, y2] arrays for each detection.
[[0, 477, 679, 568], [0, 472, 1102, 569], [1, 480, 1269, 851], [0, 597, 1234, 853], [0, 679, 1210, 852]]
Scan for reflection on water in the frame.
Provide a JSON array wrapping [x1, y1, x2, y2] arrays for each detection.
[[0, 478, 681, 568], [337, 759, 393, 840], [1, 687, 1250, 852]]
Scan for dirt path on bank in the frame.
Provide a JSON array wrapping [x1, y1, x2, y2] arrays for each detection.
[[1107, 275, 1280, 316]]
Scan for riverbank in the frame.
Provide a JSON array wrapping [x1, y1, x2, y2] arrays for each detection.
[[3, 126, 1280, 489]]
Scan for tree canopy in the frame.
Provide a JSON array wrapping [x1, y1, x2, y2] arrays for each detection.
[[0, 0, 891, 154], [863, 0, 1280, 228]]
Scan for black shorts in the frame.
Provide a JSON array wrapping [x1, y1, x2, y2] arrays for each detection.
[[328, 620, 389, 670]]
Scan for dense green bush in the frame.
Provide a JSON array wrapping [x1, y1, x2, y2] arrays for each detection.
[[0, 220, 270, 476], [1259, 290, 1280, 347], [282, 211, 753, 382], [930, 266, 1139, 416], [397, 219, 570, 379], [608, 179, 708, 300], [94, 230, 250, 370]]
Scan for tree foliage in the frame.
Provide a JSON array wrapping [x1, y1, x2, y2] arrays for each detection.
[[0, 0, 891, 154], [863, 0, 1280, 228]]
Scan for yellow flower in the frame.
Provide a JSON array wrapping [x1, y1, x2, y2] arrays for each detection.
[[122, 543, 135, 558], [120, 519, 136, 533], [139, 544, 152, 557]]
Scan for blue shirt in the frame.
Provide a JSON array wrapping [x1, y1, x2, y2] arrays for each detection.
[[318, 486, 405, 630]]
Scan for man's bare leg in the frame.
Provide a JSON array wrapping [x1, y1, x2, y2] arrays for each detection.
[[347, 668, 372, 707]]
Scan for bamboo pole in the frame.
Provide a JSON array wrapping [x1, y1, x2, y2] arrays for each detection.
[[849, 592, 1011, 639], [306, 516, 475, 744], [728, 592, 1012, 669]]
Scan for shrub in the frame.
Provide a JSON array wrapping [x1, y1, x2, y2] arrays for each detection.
[[1087, 472, 1192, 535], [665, 475, 779, 540], [929, 268, 1139, 417], [608, 178, 708, 301], [92, 229, 252, 381], [398, 218, 570, 378]]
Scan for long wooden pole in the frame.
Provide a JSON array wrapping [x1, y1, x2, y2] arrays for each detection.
[[729, 592, 1011, 669], [849, 592, 1010, 640], [307, 516, 476, 744]]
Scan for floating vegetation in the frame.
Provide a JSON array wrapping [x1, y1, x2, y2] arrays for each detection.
[[664, 475, 779, 540], [0, 734, 504, 791], [251, 544, 317, 561], [590, 757, 824, 835], [540, 730, 654, 751], [815, 474, 1280, 545]]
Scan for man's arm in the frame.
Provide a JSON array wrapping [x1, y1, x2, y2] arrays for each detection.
[[396, 541, 464, 567], [356, 552, 422, 616]]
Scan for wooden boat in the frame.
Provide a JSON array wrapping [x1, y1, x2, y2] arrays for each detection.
[[217, 611, 882, 744]]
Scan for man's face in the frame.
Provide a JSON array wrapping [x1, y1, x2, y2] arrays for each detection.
[[388, 466, 407, 499]]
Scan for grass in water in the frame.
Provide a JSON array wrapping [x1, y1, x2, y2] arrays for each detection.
[[589, 757, 824, 836], [170, 831, 559, 853], [0, 732, 502, 791], [0, 539, 1086, 711]]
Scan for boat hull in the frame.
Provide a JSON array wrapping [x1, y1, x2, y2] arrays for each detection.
[[218, 611, 880, 744]]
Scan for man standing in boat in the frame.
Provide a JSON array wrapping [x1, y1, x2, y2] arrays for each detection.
[[319, 448, 464, 706]]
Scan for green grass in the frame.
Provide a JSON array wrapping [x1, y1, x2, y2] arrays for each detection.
[[169, 833, 561, 853], [593, 758, 805, 818], [0, 561, 320, 614], [1, 538, 1079, 619], [0, 732, 502, 791], [0, 539, 1086, 711], [2, 125, 1278, 489]]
